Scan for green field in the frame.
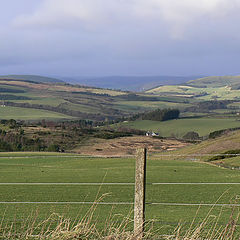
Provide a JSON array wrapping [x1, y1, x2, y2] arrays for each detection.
[[0, 106, 72, 120], [114, 100, 191, 113], [0, 152, 240, 235], [146, 84, 240, 101], [1, 76, 240, 122], [114, 117, 240, 137]]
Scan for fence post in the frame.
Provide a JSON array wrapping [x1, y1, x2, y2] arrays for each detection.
[[134, 147, 147, 239]]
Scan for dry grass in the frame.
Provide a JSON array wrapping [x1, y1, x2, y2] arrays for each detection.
[[164, 207, 240, 240], [0, 204, 155, 240], [1, 201, 240, 240], [74, 136, 190, 157]]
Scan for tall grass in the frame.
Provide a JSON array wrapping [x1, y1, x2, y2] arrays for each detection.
[[0, 193, 240, 240], [0, 204, 239, 239]]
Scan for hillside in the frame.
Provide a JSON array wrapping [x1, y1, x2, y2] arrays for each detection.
[[146, 75, 240, 101], [63, 75, 202, 91], [187, 76, 240, 88], [0, 75, 64, 84], [113, 117, 240, 138], [0, 75, 240, 131], [0, 78, 129, 121], [152, 129, 240, 166], [0, 77, 194, 121]]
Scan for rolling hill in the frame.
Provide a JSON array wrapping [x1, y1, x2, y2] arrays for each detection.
[[0, 74, 239, 137], [0, 76, 193, 121], [62, 75, 203, 91], [146, 75, 240, 101], [0, 77, 129, 121], [0, 75, 64, 84], [187, 76, 240, 88]]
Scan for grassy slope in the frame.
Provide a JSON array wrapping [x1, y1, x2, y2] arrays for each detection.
[[0, 106, 72, 120], [147, 85, 240, 100], [114, 117, 240, 137], [0, 79, 127, 120], [146, 76, 240, 101], [114, 100, 191, 112], [1, 76, 239, 121], [152, 130, 240, 161], [0, 79, 197, 120], [0, 152, 239, 230], [187, 76, 240, 87], [0, 75, 64, 83]]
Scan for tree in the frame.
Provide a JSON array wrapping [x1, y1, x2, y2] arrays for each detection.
[[183, 131, 200, 140]]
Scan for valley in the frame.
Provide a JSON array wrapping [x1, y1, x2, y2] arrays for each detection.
[[0, 75, 240, 238]]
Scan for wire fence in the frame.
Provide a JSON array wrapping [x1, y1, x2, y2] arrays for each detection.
[[2, 153, 240, 158], [0, 154, 240, 207]]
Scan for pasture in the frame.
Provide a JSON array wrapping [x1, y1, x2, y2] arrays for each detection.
[[146, 84, 240, 101], [114, 117, 240, 137], [0, 152, 240, 234], [114, 100, 190, 113], [0, 106, 72, 120]]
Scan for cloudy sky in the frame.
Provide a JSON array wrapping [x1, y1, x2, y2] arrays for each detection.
[[0, 0, 240, 77]]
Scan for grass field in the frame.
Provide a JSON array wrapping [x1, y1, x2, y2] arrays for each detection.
[[114, 117, 240, 137], [0, 152, 240, 235], [146, 84, 240, 101], [0, 106, 72, 120], [114, 100, 191, 113]]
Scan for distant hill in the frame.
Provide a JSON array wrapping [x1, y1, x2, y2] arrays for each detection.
[[0, 75, 64, 84], [62, 75, 203, 92], [146, 75, 240, 100], [187, 76, 240, 88]]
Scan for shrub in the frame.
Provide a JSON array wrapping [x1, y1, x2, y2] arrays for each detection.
[[47, 144, 60, 152], [183, 131, 200, 140], [208, 149, 240, 161]]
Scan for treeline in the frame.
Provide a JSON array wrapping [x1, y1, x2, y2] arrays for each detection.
[[0, 94, 31, 100], [0, 88, 25, 93], [186, 100, 232, 112], [209, 127, 240, 139], [0, 119, 58, 151], [71, 91, 110, 97], [0, 119, 145, 152], [142, 108, 180, 121], [116, 93, 159, 101], [0, 129, 46, 152], [129, 108, 180, 121]]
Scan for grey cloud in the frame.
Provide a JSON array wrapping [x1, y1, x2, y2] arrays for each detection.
[[0, 0, 240, 76]]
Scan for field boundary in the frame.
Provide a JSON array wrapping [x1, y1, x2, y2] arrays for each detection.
[[0, 182, 240, 185], [0, 202, 239, 207], [2, 153, 240, 159], [1, 154, 240, 211]]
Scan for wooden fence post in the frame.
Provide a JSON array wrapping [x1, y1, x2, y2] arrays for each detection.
[[134, 148, 147, 239]]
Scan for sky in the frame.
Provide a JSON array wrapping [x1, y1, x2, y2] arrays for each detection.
[[0, 0, 240, 77]]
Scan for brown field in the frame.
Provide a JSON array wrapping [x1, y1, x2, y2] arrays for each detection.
[[73, 136, 190, 156]]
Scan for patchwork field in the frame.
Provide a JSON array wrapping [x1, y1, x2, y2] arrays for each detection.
[[146, 76, 240, 101], [0, 152, 240, 234], [146, 85, 240, 100]]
